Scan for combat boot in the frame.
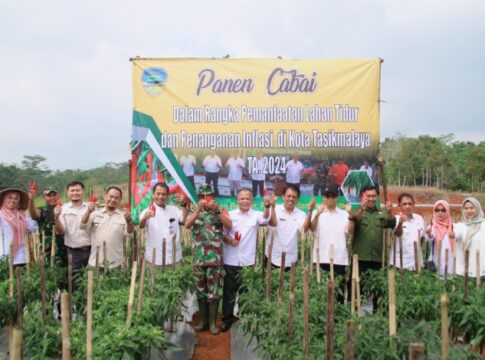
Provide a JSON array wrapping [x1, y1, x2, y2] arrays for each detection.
[[209, 301, 220, 335], [194, 299, 209, 331]]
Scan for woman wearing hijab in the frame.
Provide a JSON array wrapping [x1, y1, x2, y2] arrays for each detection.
[[0, 188, 38, 266], [455, 197, 485, 278], [425, 200, 455, 276]]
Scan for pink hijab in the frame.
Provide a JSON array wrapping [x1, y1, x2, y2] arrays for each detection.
[[0, 191, 27, 256], [432, 200, 454, 255]]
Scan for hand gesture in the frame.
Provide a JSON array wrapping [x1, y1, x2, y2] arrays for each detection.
[[198, 199, 207, 210], [124, 208, 132, 222], [385, 200, 393, 212], [344, 203, 352, 215], [28, 190, 36, 201], [87, 202, 96, 213], [54, 200, 62, 216], [308, 197, 316, 212], [448, 229, 455, 239], [399, 212, 409, 223], [269, 194, 278, 207], [426, 224, 433, 236], [263, 195, 271, 208], [317, 204, 326, 215]]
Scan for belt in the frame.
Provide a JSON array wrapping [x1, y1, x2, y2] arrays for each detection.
[[67, 246, 91, 252]]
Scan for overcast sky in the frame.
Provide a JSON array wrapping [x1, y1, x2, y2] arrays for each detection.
[[1, 0, 484, 170]]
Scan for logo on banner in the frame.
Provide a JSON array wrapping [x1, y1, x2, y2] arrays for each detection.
[[141, 67, 168, 97]]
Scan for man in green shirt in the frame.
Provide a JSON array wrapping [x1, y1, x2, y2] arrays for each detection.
[[348, 185, 394, 309]]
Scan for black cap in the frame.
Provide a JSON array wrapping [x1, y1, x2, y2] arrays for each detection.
[[323, 184, 339, 196]]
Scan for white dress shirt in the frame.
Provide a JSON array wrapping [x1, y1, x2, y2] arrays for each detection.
[[389, 214, 425, 270], [203, 155, 222, 173], [141, 204, 183, 265], [60, 202, 91, 248], [266, 204, 307, 266], [180, 155, 196, 177], [224, 208, 268, 266], [227, 157, 245, 181], [311, 207, 349, 265], [251, 157, 265, 181], [285, 160, 304, 184]]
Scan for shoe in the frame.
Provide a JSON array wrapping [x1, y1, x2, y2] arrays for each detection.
[[208, 301, 220, 335], [221, 319, 233, 332], [193, 299, 209, 331]]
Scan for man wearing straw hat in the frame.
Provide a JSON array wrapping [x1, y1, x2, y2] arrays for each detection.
[[80, 186, 134, 269], [139, 182, 188, 267], [0, 188, 38, 265], [28, 186, 67, 266], [220, 188, 274, 332], [185, 183, 232, 335]]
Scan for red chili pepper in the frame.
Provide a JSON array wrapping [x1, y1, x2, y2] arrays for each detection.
[[89, 194, 98, 203], [149, 202, 156, 214], [234, 231, 241, 242], [56, 198, 62, 207], [29, 181, 38, 192], [124, 203, 131, 211], [221, 207, 229, 216]]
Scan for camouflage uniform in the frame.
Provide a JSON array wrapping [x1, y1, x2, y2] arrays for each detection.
[[191, 184, 225, 303], [37, 206, 67, 266], [313, 162, 330, 196]]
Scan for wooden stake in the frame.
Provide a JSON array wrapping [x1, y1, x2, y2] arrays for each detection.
[[326, 279, 335, 360], [95, 246, 100, 277], [476, 250, 481, 287], [330, 244, 334, 280], [137, 258, 146, 313], [399, 236, 403, 274], [344, 321, 354, 360], [162, 238, 166, 268], [408, 343, 425, 360], [10, 327, 23, 360], [265, 236, 274, 302], [464, 250, 469, 300], [61, 292, 71, 359], [277, 252, 286, 304], [15, 268, 23, 328], [151, 248, 156, 292], [288, 263, 296, 338], [67, 253, 73, 319], [388, 267, 397, 337], [9, 242, 14, 297], [440, 293, 449, 360], [172, 233, 176, 269], [303, 267, 309, 358], [103, 241, 107, 268], [51, 229, 56, 266], [414, 242, 420, 274], [86, 271, 93, 360], [39, 254, 47, 325], [126, 261, 138, 327]]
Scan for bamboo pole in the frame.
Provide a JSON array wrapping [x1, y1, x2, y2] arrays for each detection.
[[162, 239, 166, 268], [288, 262, 296, 338], [303, 267, 309, 358], [326, 279, 335, 360], [330, 244, 334, 280], [10, 327, 23, 360], [86, 271, 93, 360], [440, 293, 449, 360], [126, 261, 138, 327], [408, 343, 425, 360], [476, 250, 480, 287], [172, 233, 176, 269], [95, 246, 100, 277], [265, 236, 274, 302], [61, 292, 71, 359], [277, 252, 286, 304], [392, 232, 396, 268], [67, 253, 73, 319], [51, 229, 56, 266], [388, 267, 397, 337], [464, 250, 469, 300], [151, 248, 156, 292], [414, 242, 420, 274], [137, 258, 146, 313], [344, 321, 354, 360], [15, 268, 23, 328], [39, 254, 47, 325]]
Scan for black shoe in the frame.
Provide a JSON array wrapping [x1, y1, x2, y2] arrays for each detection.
[[221, 320, 233, 332]]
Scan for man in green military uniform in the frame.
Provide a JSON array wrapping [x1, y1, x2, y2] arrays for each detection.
[[28, 187, 67, 266], [313, 156, 331, 196], [348, 185, 395, 309], [185, 183, 232, 335]]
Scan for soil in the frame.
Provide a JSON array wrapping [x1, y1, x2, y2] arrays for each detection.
[[191, 315, 231, 360]]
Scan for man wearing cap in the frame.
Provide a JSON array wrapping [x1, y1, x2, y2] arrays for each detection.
[[81, 186, 134, 269], [0, 188, 38, 265], [313, 157, 331, 196], [220, 188, 274, 332], [28, 187, 67, 265], [309, 184, 350, 302], [185, 183, 232, 335], [139, 182, 188, 267]]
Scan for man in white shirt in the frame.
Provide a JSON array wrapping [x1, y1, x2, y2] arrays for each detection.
[[80, 186, 134, 269], [309, 184, 350, 302], [139, 182, 188, 267], [202, 151, 222, 196], [221, 188, 273, 331], [390, 193, 424, 271], [225, 154, 245, 197], [285, 155, 304, 190], [359, 159, 373, 179], [266, 185, 310, 269], [180, 151, 197, 190], [251, 151, 265, 197]]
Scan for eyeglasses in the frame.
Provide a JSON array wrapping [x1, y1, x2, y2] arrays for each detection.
[[434, 208, 446, 213]]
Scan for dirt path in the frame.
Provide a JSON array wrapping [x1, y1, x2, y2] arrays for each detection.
[[191, 316, 231, 360]]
